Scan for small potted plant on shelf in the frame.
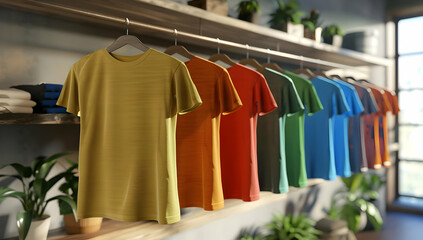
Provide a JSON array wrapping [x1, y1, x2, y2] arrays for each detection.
[[268, 0, 305, 38], [58, 159, 102, 234], [0, 152, 77, 240], [188, 0, 228, 16], [322, 24, 344, 47], [237, 0, 261, 23], [301, 9, 322, 41], [327, 173, 384, 232], [265, 213, 322, 240]]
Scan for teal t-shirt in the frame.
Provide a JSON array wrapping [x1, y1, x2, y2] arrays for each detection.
[[257, 68, 304, 193], [283, 71, 323, 187]]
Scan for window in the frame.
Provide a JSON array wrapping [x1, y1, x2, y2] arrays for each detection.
[[397, 16, 423, 198]]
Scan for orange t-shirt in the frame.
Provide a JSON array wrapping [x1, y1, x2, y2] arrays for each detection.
[[220, 64, 277, 201], [379, 90, 400, 167], [176, 57, 242, 210], [361, 82, 392, 169]]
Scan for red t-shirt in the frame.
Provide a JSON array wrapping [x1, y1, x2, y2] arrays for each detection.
[[220, 64, 277, 201]]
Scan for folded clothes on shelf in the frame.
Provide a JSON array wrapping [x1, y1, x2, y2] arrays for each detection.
[[44, 91, 61, 99], [41, 99, 58, 107], [44, 84, 63, 92], [44, 107, 67, 114], [0, 88, 31, 100], [0, 105, 33, 114], [0, 98, 37, 107]]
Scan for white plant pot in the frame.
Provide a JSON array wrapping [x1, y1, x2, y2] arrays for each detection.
[[332, 35, 343, 47], [27, 215, 51, 240], [287, 22, 304, 38]]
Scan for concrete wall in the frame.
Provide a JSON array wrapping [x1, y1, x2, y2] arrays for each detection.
[[0, 0, 389, 238]]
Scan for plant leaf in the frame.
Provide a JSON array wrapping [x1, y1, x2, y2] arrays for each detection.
[[36, 152, 72, 179], [365, 201, 383, 231], [33, 179, 48, 203], [9, 163, 32, 178], [0, 187, 25, 206], [17, 210, 32, 240], [46, 195, 77, 221], [0, 174, 25, 185]]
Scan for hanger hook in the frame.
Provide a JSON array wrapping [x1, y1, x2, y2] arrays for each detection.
[[217, 38, 220, 54], [246, 44, 249, 59], [267, 48, 270, 64], [125, 18, 130, 35], [174, 29, 178, 46], [300, 56, 304, 70]]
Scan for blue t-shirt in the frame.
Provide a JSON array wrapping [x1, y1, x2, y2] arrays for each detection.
[[330, 79, 364, 177], [305, 77, 349, 180]]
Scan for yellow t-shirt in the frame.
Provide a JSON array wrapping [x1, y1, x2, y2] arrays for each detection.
[[57, 48, 202, 224]]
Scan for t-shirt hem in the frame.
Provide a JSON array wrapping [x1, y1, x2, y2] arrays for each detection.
[[77, 212, 180, 224], [180, 201, 224, 211], [56, 101, 78, 115], [224, 194, 260, 202]]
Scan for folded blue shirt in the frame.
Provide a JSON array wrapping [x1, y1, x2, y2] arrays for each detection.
[[44, 84, 63, 92], [41, 99, 58, 107], [44, 92, 61, 100], [44, 107, 67, 114]]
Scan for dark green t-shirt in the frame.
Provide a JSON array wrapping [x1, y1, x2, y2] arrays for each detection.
[[283, 71, 323, 187], [257, 68, 304, 193]]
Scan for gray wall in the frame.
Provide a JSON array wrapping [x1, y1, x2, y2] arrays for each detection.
[[0, 0, 388, 238]]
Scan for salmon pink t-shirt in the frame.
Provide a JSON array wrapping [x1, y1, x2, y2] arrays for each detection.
[[176, 57, 242, 211], [220, 64, 277, 201]]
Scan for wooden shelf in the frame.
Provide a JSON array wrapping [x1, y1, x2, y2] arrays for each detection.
[[47, 179, 325, 240], [0, 0, 392, 69], [0, 114, 79, 125]]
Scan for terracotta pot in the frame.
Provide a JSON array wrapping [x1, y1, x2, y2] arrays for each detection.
[[63, 215, 102, 234], [27, 215, 51, 240]]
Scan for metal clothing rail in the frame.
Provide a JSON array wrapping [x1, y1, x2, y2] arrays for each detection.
[[18, 0, 356, 70]]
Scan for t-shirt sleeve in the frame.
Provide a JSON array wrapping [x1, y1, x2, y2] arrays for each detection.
[[255, 74, 278, 116], [351, 89, 365, 115], [381, 91, 393, 114], [218, 69, 242, 115], [57, 65, 80, 115], [305, 83, 323, 116], [173, 63, 203, 115], [332, 85, 350, 116], [286, 79, 304, 116], [367, 90, 380, 113], [392, 93, 400, 115]]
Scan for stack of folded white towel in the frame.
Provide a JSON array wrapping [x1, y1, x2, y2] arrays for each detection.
[[0, 88, 37, 114]]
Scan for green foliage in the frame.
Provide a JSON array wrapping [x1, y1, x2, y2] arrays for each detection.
[[238, 0, 261, 15], [236, 226, 265, 240], [0, 153, 77, 240], [328, 173, 385, 232], [58, 159, 79, 215], [322, 24, 344, 38], [301, 9, 320, 31], [265, 213, 321, 240], [268, 0, 305, 30]]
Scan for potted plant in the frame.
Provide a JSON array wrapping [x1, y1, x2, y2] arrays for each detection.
[[265, 213, 321, 240], [268, 0, 305, 38], [0, 152, 77, 240], [301, 9, 322, 41], [322, 24, 344, 47], [237, 0, 261, 24], [58, 159, 102, 234], [328, 173, 384, 232], [188, 0, 228, 16]]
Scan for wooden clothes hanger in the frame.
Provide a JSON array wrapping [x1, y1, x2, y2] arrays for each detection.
[[293, 57, 317, 78], [314, 71, 329, 78], [208, 38, 236, 67], [106, 18, 150, 53], [261, 49, 284, 73], [164, 29, 195, 60], [239, 45, 264, 71]]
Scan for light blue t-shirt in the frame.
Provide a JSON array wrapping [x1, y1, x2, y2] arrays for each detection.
[[330, 79, 364, 178], [305, 77, 349, 180]]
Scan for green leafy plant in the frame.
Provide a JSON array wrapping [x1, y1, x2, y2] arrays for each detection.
[[322, 24, 344, 38], [301, 9, 320, 31], [236, 226, 265, 240], [328, 173, 385, 232], [58, 159, 79, 215], [265, 213, 321, 240], [268, 0, 305, 30], [237, 0, 261, 22], [0, 153, 77, 240]]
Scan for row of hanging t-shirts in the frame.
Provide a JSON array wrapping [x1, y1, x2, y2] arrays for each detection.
[[57, 43, 399, 225]]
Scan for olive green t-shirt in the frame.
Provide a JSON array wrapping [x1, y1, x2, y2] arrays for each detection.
[[57, 48, 202, 224], [284, 71, 323, 188], [257, 68, 304, 193]]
